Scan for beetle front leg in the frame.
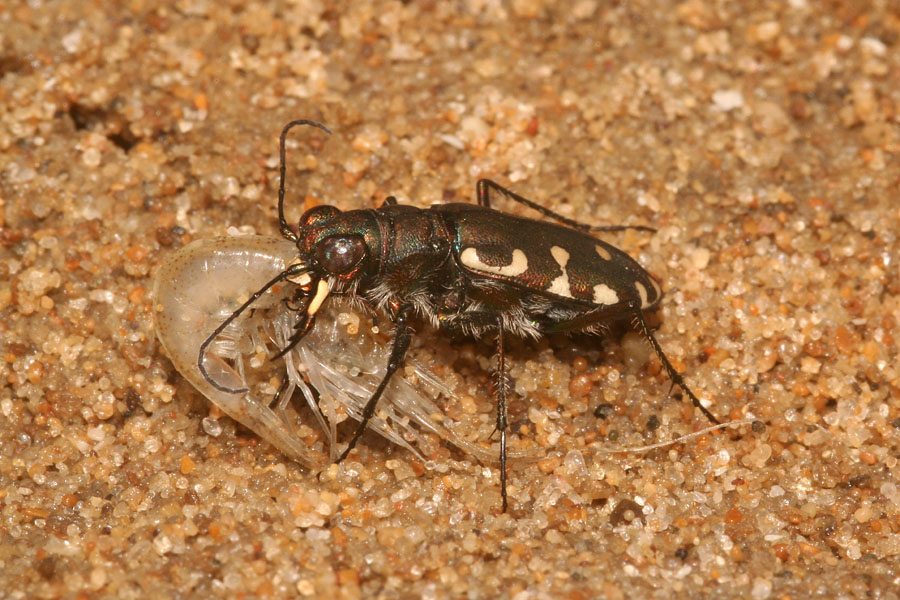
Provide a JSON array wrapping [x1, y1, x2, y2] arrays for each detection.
[[273, 310, 317, 360], [269, 371, 292, 411], [337, 303, 414, 462]]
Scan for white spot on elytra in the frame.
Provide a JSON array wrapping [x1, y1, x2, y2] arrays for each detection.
[[595, 245, 612, 261], [593, 283, 619, 305], [635, 281, 649, 308], [460, 247, 528, 277], [547, 246, 573, 298], [649, 278, 661, 303]]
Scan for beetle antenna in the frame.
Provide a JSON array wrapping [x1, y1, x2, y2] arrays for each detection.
[[278, 120, 332, 242], [197, 263, 308, 394]]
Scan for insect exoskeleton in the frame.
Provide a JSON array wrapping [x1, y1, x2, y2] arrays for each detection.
[[154, 235, 326, 467], [153, 234, 502, 468], [194, 120, 719, 512]]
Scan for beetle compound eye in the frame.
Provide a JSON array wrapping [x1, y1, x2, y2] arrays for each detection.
[[316, 235, 366, 274]]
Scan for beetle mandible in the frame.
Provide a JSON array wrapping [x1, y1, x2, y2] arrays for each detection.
[[198, 119, 719, 512]]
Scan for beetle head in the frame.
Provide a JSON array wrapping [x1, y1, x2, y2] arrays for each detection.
[[295, 206, 380, 284]]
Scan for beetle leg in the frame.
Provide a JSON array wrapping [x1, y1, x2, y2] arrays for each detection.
[[272, 312, 317, 360], [337, 303, 415, 462], [475, 179, 655, 234], [494, 320, 510, 512], [282, 285, 314, 314], [545, 301, 719, 424], [198, 262, 308, 394], [541, 301, 634, 335], [272, 281, 325, 360], [436, 309, 503, 335], [631, 307, 720, 424], [269, 371, 293, 411]]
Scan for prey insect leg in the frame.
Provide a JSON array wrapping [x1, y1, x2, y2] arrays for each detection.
[[337, 303, 415, 462], [475, 179, 656, 234]]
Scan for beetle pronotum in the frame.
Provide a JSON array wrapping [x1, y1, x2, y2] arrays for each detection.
[[198, 120, 719, 511]]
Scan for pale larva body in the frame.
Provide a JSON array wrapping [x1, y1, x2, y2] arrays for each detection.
[[153, 235, 499, 469]]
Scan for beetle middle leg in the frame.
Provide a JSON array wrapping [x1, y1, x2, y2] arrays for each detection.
[[494, 320, 510, 512], [475, 179, 655, 234], [438, 310, 515, 511]]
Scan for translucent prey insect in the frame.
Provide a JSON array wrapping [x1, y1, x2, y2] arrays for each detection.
[[154, 235, 507, 466], [199, 119, 720, 511], [155, 235, 328, 467]]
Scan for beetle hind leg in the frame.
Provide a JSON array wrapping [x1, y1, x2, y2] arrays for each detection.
[[475, 179, 655, 234], [631, 308, 720, 424], [545, 301, 719, 424]]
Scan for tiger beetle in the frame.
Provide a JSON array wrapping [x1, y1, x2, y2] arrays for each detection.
[[198, 119, 719, 512]]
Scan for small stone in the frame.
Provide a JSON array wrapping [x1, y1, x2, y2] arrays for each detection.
[[713, 90, 744, 111], [153, 533, 173, 555], [571, 0, 597, 19], [751, 577, 772, 599], [853, 506, 872, 523], [202, 417, 223, 437], [89, 568, 107, 590], [690, 247, 710, 270], [800, 356, 821, 374], [748, 21, 780, 43]]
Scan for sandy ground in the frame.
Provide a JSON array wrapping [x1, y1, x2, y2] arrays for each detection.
[[2, 1, 900, 598]]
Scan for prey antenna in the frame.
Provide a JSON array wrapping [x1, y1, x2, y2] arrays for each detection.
[[278, 120, 332, 241], [197, 263, 308, 394]]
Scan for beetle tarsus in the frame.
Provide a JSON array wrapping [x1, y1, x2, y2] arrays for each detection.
[[273, 313, 316, 360], [270, 371, 292, 411]]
